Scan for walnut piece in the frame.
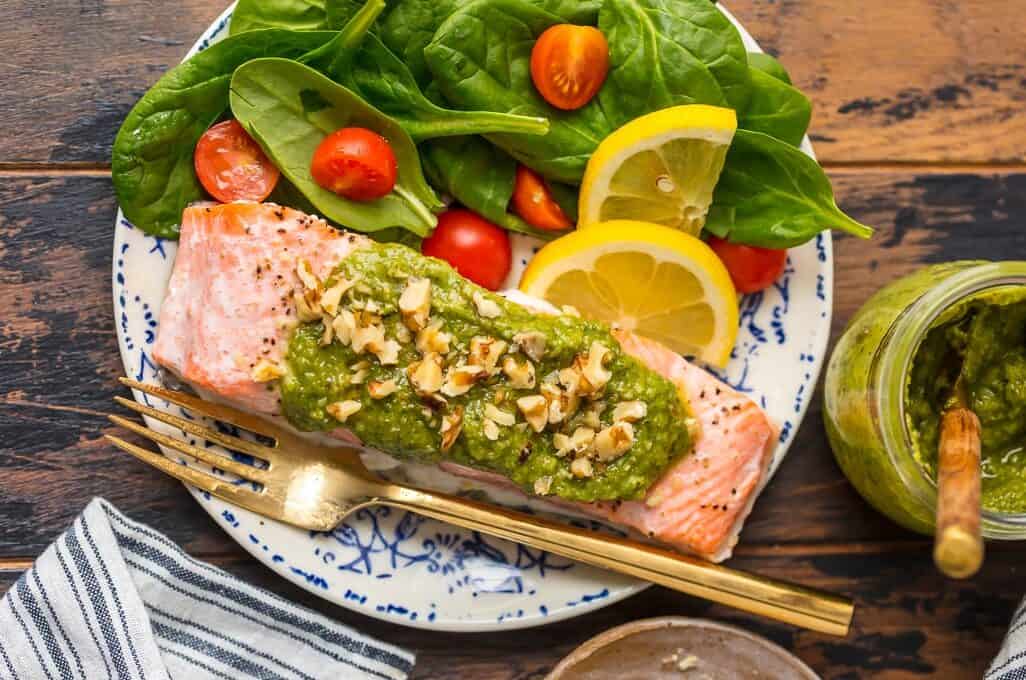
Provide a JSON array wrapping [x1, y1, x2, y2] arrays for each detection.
[[326, 400, 362, 423], [399, 277, 432, 331], [250, 359, 285, 383], [472, 291, 502, 319], [516, 395, 548, 433]]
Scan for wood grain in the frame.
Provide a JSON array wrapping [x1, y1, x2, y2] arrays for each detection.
[[0, 0, 1023, 164]]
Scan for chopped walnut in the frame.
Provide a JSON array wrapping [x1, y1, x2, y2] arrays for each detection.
[[582, 401, 604, 430], [483, 419, 500, 441], [501, 356, 536, 389], [326, 400, 362, 423], [594, 421, 635, 461], [296, 259, 320, 292], [472, 291, 502, 318], [555, 426, 595, 457], [332, 309, 357, 346], [441, 364, 486, 397], [541, 381, 579, 425], [612, 401, 647, 423], [399, 277, 431, 331], [516, 395, 548, 433], [319, 318, 334, 346], [367, 378, 398, 400], [251, 359, 285, 383], [374, 339, 401, 366], [468, 336, 507, 375], [533, 476, 553, 495], [512, 331, 547, 362], [293, 289, 322, 322], [570, 457, 594, 478], [350, 367, 369, 385], [319, 277, 353, 316], [394, 322, 412, 344], [576, 341, 612, 395], [440, 406, 464, 452], [408, 352, 444, 395], [416, 321, 451, 355], [483, 404, 516, 427], [351, 322, 387, 356]]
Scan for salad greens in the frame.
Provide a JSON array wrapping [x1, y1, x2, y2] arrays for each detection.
[[111, 29, 335, 239], [705, 130, 872, 248], [114, 0, 871, 250], [231, 58, 442, 235], [739, 67, 811, 147]]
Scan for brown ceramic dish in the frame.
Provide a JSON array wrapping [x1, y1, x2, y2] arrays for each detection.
[[547, 617, 820, 679]]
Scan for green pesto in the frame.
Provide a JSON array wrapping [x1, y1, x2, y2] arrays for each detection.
[[906, 287, 1026, 513], [279, 242, 691, 502]]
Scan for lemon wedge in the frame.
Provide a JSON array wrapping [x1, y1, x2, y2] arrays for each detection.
[[578, 105, 737, 235], [520, 221, 738, 367]]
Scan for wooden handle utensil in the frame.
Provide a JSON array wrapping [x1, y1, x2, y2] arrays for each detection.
[[933, 407, 984, 579]]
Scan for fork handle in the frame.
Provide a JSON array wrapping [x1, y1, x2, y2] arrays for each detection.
[[377, 487, 853, 636]]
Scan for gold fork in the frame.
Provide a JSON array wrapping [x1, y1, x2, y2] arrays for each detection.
[[107, 377, 853, 635]]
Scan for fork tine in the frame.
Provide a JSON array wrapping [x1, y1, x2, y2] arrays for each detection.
[[119, 377, 280, 440], [105, 435, 270, 510], [108, 415, 269, 484], [113, 396, 276, 461]]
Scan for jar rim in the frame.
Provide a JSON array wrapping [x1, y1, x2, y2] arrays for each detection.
[[874, 261, 1026, 537]]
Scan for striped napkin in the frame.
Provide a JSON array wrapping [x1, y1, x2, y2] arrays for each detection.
[[988, 600, 1026, 680], [0, 499, 414, 680]]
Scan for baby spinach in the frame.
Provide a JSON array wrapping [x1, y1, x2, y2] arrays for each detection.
[[111, 29, 336, 238], [229, 0, 330, 35], [421, 136, 547, 238], [739, 67, 811, 147], [705, 130, 873, 248], [748, 51, 792, 85], [425, 0, 750, 183], [230, 58, 443, 236]]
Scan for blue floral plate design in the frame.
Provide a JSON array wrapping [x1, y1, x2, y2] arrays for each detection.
[[112, 3, 832, 631]]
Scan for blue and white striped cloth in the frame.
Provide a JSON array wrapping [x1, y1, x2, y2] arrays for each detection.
[[0, 499, 414, 680], [988, 599, 1026, 680]]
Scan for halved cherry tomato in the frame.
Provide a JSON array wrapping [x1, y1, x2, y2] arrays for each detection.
[[310, 127, 398, 201], [511, 165, 574, 231], [530, 24, 610, 111], [194, 119, 280, 203], [422, 209, 512, 290], [707, 236, 788, 294]]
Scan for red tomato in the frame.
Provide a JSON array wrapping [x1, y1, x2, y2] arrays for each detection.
[[530, 24, 610, 110], [310, 127, 398, 201], [194, 119, 280, 202], [707, 236, 788, 294], [511, 165, 574, 231], [422, 209, 512, 290]]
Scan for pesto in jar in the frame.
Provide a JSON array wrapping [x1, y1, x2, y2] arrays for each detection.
[[279, 243, 692, 502], [906, 287, 1026, 513]]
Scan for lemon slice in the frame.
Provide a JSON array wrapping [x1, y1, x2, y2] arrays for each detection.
[[520, 220, 738, 367], [579, 105, 737, 235]]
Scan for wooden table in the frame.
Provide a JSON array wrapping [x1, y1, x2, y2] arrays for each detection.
[[1, 1, 1024, 677]]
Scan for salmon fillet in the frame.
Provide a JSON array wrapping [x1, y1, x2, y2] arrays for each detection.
[[154, 202, 777, 562]]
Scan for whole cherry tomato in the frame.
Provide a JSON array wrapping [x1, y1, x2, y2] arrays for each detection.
[[194, 119, 280, 203], [530, 24, 610, 111], [707, 235, 788, 294], [310, 127, 398, 201], [511, 165, 574, 231], [422, 209, 512, 290]]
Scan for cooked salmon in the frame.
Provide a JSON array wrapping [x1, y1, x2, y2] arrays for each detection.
[[154, 202, 777, 562]]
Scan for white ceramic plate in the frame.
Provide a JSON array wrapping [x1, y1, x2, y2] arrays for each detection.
[[113, 3, 832, 631]]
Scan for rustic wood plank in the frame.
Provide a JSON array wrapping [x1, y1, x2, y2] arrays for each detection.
[[3, 170, 1026, 556], [1, 545, 1017, 678], [0, 0, 1023, 164]]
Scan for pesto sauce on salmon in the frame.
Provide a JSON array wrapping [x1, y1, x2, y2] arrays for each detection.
[[279, 243, 692, 502]]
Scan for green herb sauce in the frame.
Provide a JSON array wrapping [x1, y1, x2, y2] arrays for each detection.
[[279, 243, 692, 502], [907, 287, 1026, 513]]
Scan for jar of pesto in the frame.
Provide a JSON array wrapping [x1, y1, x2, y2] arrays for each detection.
[[824, 261, 1026, 538]]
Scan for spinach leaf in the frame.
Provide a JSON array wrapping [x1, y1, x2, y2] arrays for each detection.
[[425, 0, 613, 183], [378, 0, 460, 88], [598, 0, 748, 122], [705, 130, 872, 248], [421, 136, 556, 239], [230, 58, 442, 235], [229, 0, 329, 34], [425, 0, 750, 183], [748, 51, 792, 85], [739, 67, 811, 147], [111, 29, 336, 238]]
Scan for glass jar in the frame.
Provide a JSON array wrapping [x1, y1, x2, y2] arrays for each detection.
[[824, 260, 1026, 538]]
